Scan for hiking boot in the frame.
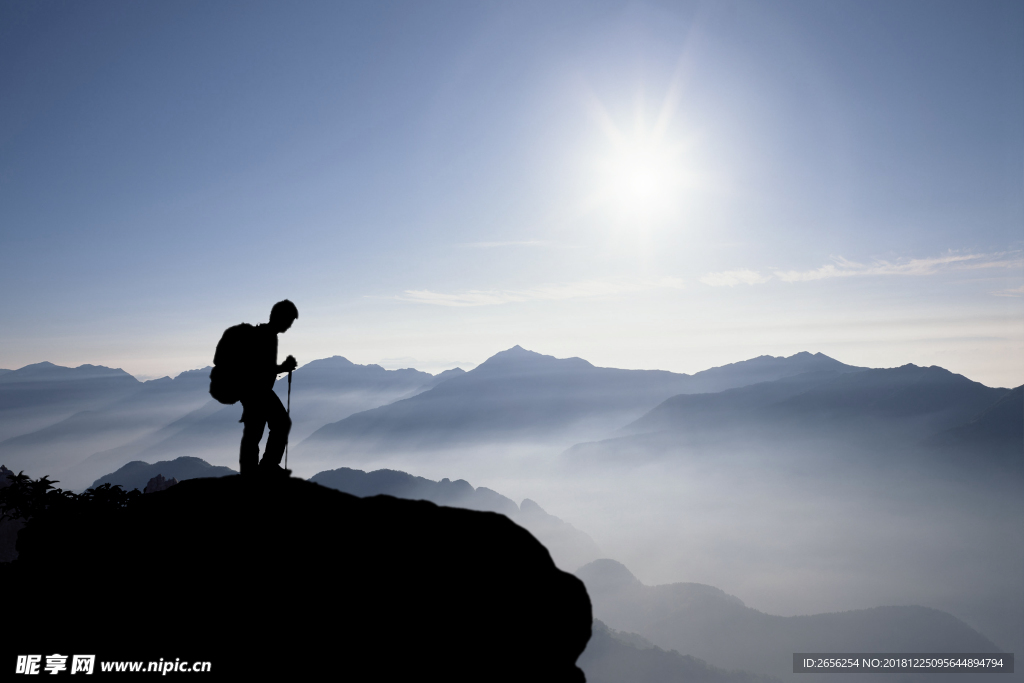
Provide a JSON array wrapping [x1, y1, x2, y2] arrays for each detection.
[[259, 462, 291, 479]]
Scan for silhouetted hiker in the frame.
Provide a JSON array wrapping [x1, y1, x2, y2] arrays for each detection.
[[210, 300, 299, 478]]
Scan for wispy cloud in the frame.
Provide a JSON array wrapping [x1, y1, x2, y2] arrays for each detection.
[[400, 277, 684, 307], [775, 252, 1022, 282], [699, 269, 771, 287], [458, 240, 553, 248], [992, 285, 1024, 298], [699, 252, 1022, 288]]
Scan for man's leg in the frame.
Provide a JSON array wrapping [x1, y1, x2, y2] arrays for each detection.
[[238, 399, 266, 475], [260, 390, 291, 468]]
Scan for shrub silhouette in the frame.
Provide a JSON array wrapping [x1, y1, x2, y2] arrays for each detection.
[[0, 472, 142, 563]]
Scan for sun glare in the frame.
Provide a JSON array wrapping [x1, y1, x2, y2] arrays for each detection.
[[603, 142, 676, 215], [589, 103, 691, 225]]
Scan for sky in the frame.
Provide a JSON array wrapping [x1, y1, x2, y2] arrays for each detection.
[[2, 0, 1022, 386]]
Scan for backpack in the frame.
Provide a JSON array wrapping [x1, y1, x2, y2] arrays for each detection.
[[209, 323, 256, 405]]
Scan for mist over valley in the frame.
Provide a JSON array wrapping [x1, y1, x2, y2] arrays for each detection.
[[0, 346, 1020, 680]]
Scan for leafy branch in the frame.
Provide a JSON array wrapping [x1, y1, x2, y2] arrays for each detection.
[[0, 472, 141, 524]]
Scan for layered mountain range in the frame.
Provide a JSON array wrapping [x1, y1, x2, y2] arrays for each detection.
[[568, 363, 1020, 467], [0, 347, 1018, 489], [299, 347, 868, 457], [0, 356, 460, 489]]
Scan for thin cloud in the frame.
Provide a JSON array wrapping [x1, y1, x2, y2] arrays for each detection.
[[698, 251, 1021, 288], [400, 277, 684, 307], [458, 240, 552, 248], [775, 252, 1022, 283], [992, 285, 1024, 298], [700, 269, 771, 287]]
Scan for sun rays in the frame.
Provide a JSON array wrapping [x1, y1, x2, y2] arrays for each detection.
[[585, 85, 700, 229]]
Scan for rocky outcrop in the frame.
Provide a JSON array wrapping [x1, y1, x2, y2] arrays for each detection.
[[92, 456, 235, 492], [311, 466, 601, 570], [7, 475, 592, 681], [142, 473, 178, 493]]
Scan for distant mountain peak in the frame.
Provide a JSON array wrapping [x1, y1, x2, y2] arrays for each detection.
[[477, 346, 549, 365], [576, 558, 642, 592], [0, 361, 137, 383], [780, 351, 837, 362], [305, 355, 356, 368], [497, 345, 537, 356], [747, 351, 841, 362], [474, 346, 595, 373]]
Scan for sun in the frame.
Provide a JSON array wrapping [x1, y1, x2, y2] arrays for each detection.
[[591, 117, 689, 226], [585, 89, 696, 227], [601, 140, 676, 216]]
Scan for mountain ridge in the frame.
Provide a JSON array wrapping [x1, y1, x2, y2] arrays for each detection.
[[300, 348, 864, 459], [563, 364, 1016, 465], [3, 351, 1015, 486], [90, 455, 237, 492], [1, 357, 462, 488], [580, 619, 781, 683]]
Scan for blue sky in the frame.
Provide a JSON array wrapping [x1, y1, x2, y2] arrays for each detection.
[[2, 0, 1022, 385]]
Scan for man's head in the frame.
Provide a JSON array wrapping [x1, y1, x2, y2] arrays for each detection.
[[269, 299, 299, 333]]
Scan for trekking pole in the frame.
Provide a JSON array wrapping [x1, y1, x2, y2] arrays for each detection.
[[285, 370, 292, 470]]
